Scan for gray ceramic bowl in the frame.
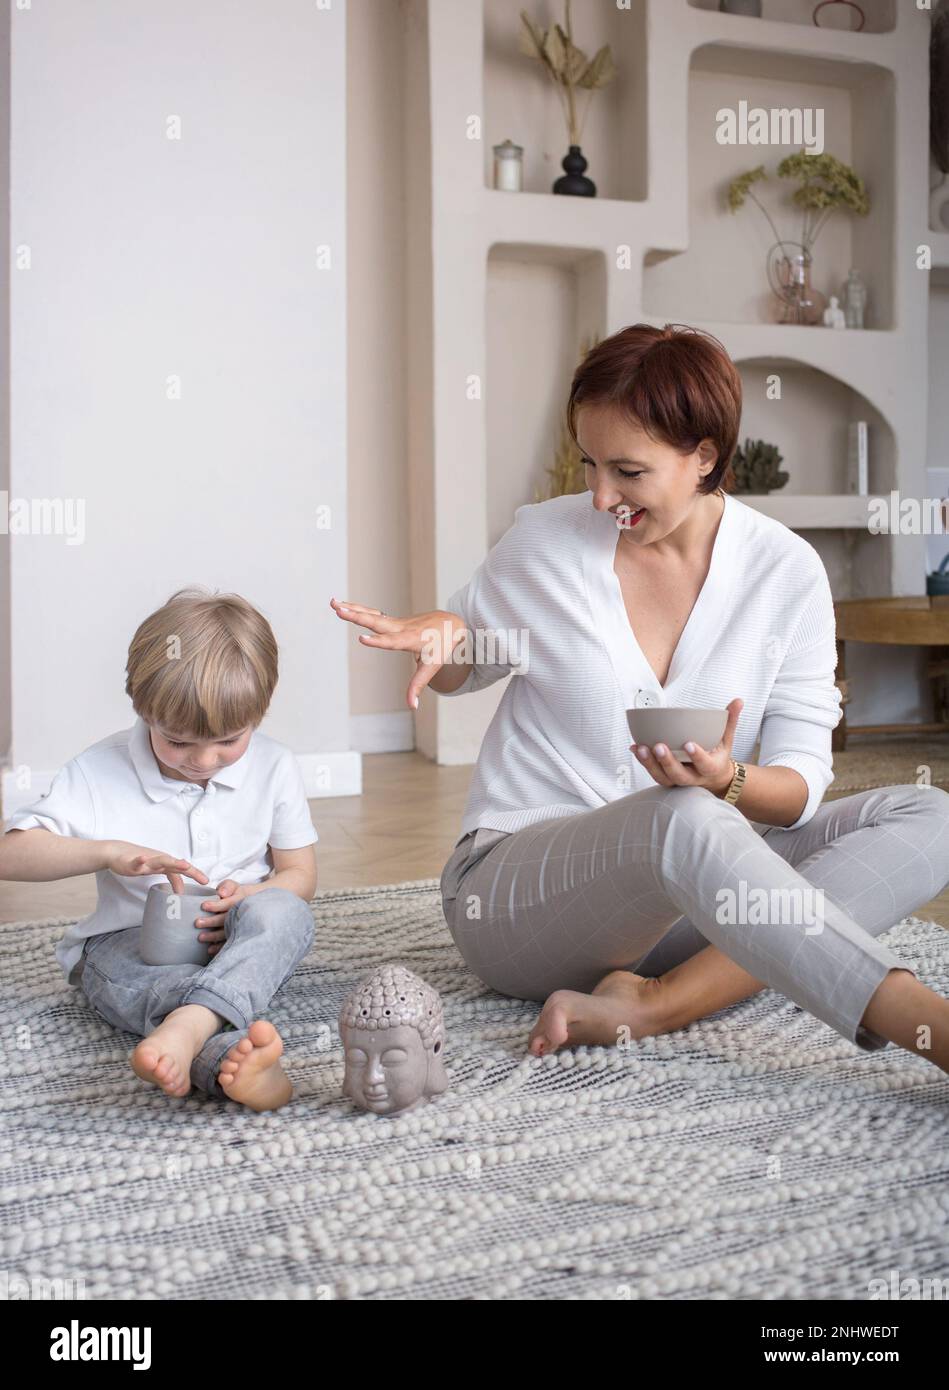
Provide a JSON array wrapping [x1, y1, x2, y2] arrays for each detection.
[[626, 707, 728, 763], [141, 882, 214, 966]]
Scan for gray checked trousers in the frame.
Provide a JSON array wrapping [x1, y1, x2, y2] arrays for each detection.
[[77, 886, 314, 1098], [440, 784, 949, 1052]]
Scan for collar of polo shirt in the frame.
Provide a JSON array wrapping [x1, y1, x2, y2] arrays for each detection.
[[129, 716, 254, 802]]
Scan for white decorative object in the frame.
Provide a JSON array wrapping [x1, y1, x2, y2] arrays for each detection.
[[843, 269, 867, 328], [339, 964, 449, 1114], [493, 139, 523, 192], [847, 421, 869, 496], [822, 295, 846, 329]]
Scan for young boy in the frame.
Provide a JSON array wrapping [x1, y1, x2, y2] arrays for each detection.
[[0, 586, 318, 1112]]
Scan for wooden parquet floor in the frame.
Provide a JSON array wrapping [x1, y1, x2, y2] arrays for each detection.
[[1, 751, 946, 929]]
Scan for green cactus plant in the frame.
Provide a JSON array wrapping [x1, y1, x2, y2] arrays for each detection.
[[731, 437, 789, 495]]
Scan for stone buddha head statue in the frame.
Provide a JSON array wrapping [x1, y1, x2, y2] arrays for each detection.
[[339, 964, 449, 1115]]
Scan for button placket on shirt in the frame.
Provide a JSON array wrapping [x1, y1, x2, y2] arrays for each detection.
[[186, 783, 215, 853]]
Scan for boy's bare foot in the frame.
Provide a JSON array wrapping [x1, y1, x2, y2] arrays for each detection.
[[217, 1019, 292, 1112], [132, 1025, 197, 1097], [131, 1003, 222, 1098], [528, 970, 665, 1056]]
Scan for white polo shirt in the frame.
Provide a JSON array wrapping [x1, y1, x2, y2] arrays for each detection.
[[3, 716, 318, 985]]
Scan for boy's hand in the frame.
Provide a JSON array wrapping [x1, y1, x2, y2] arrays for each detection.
[[105, 841, 210, 894], [194, 879, 248, 955]]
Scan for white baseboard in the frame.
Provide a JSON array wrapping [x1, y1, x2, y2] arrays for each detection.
[[349, 711, 415, 753], [297, 750, 363, 799], [1, 748, 364, 819]]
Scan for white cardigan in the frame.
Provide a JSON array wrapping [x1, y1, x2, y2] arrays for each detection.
[[440, 490, 842, 844]]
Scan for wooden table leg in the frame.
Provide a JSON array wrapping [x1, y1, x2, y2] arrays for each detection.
[[927, 644, 949, 726], [833, 638, 847, 753]]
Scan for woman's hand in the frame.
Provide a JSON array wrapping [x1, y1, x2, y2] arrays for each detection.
[[330, 598, 468, 709], [631, 697, 743, 794], [105, 842, 210, 894]]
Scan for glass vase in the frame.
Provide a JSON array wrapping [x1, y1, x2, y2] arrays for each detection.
[[767, 243, 828, 326]]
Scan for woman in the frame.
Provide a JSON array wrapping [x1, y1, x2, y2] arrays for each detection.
[[332, 323, 949, 1075]]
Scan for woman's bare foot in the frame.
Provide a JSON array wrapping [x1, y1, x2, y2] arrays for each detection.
[[131, 1004, 221, 1098], [528, 970, 666, 1056], [861, 968, 949, 1075], [217, 1019, 293, 1112]]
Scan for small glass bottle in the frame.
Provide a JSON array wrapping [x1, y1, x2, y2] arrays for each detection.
[[493, 139, 523, 193], [769, 246, 827, 326], [843, 269, 867, 329]]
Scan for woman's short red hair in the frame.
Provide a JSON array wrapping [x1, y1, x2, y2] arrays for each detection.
[[566, 322, 742, 496]]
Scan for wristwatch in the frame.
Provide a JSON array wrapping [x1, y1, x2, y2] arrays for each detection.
[[720, 758, 747, 805]]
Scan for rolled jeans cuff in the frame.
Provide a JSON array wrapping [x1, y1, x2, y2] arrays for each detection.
[[179, 979, 249, 1031]]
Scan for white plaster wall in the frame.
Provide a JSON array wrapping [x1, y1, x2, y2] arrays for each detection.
[[0, 4, 9, 763], [346, 0, 414, 743], [486, 255, 582, 544], [5, 0, 354, 803], [4, 0, 942, 789]]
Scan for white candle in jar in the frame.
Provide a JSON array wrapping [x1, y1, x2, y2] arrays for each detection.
[[493, 139, 523, 192]]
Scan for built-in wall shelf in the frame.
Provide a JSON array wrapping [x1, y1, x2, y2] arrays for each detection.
[[686, 0, 896, 41], [481, 187, 676, 256], [641, 40, 896, 328], [483, 0, 648, 201], [729, 355, 895, 496], [405, 0, 934, 764], [738, 493, 889, 528], [642, 317, 902, 411]]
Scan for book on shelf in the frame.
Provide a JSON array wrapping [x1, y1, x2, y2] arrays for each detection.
[[846, 421, 868, 496]]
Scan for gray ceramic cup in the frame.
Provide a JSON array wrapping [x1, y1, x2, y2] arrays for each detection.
[[141, 882, 214, 966], [626, 707, 728, 764]]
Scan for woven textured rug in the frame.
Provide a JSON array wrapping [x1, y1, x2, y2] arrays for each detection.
[[760, 737, 949, 797], [2, 882, 948, 1302]]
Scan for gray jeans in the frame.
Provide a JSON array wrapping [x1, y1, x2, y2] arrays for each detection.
[[440, 784, 949, 1052], [77, 886, 314, 1098]]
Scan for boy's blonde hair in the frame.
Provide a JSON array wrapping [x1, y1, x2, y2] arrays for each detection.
[[125, 587, 278, 739]]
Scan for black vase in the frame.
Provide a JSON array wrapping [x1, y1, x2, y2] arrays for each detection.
[[553, 145, 596, 197]]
